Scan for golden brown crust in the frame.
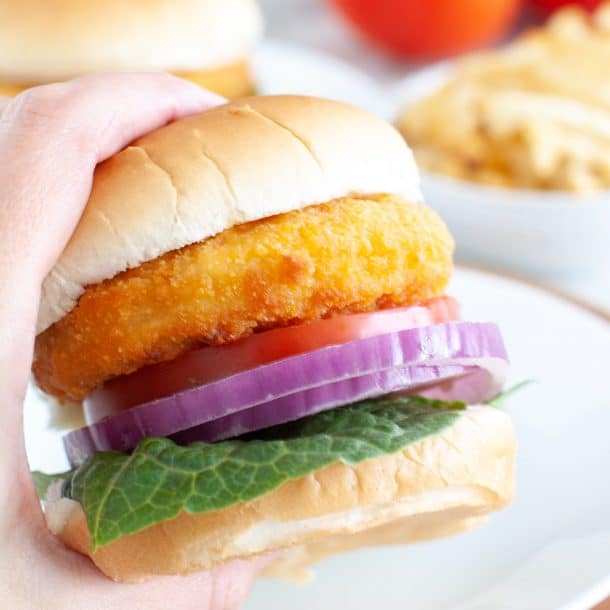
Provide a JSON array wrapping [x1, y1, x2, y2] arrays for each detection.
[[174, 60, 255, 98], [0, 80, 23, 96], [0, 60, 255, 99], [46, 406, 515, 583], [33, 195, 454, 401]]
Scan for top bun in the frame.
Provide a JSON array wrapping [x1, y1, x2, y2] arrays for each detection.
[[0, 0, 262, 82], [37, 95, 422, 334]]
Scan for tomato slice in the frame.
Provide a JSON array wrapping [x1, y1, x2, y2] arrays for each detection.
[[84, 296, 460, 424]]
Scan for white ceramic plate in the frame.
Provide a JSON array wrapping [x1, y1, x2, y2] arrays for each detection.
[[25, 267, 610, 610]]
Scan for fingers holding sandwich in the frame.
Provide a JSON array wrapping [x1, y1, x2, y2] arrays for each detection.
[[0, 73, 225, 287]]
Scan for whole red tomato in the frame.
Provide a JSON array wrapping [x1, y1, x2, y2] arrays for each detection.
[[330, 0, 523, 58], [530, 0, 603, 12]]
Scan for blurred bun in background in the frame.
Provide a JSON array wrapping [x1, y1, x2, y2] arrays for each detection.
[[0, 0, 262, 98]]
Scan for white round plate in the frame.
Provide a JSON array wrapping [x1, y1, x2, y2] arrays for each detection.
[[25, 267, 610, 610], [254, 40, 390, 118]]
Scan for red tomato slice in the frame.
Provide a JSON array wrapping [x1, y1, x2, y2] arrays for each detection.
[[84, 296, 460, 424]]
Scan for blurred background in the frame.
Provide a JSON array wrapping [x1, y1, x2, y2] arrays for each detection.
[[261, 0, 519, 71], [259, 0, 549, 79]]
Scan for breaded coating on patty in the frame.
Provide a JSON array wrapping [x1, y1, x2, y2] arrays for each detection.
[[34, 195, 454, 401]]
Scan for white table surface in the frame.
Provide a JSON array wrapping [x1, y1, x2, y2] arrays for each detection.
[[259, 0, 610, 314]]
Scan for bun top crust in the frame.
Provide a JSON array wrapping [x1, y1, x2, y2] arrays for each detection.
[[37, 95, 423, 334], [0, 0, 262, 82]]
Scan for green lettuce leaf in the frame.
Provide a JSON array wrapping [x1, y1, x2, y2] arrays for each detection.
[[50, 396, 467, 550], [486, 379, 533, 407]]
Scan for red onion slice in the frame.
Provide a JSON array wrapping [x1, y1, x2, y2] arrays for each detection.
[[172, 364, 485, 444], [416, 358, 509, 404], [63, 322, 507, 466], [173, 356, 506, 445]]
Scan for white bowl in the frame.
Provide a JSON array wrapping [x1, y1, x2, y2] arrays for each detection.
[[392, 64, 610, 282]]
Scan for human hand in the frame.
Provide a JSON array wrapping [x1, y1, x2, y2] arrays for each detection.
[[0, 73, 268, 610]]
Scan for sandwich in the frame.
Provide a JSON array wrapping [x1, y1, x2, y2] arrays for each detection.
[[0, 0, 262, 98], [33, 95, 516, 583]]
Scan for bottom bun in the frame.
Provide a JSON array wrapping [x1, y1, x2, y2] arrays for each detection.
[[45, 406, 515, 583], [265, 500, 491, 581]]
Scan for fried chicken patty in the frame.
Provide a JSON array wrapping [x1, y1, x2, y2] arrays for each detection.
[[34, 195, 454, 401]]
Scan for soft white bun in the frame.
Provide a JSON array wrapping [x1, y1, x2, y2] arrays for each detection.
[[45, 406, 515, 583], [0, 0, 262, 82], [37, 95, 422, 333]]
